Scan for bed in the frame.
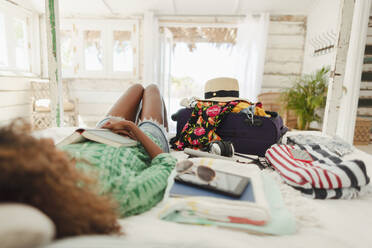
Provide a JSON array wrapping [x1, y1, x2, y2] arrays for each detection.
[[34, 127, 372, 248]]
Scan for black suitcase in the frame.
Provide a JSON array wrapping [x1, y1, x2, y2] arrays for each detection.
[[172, 108, 288, 157]]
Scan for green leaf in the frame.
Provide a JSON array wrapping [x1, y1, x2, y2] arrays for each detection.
[[280, 66, 330, 130]]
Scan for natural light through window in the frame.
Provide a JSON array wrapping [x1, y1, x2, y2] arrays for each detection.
[[61, 30, 74, 72], [84, 30, 103, 71], [14, 18, 29, 71], [168, 42, 237, 132], [113, 31, 133, 72], [0, 13, 7, 67], [172, 43, 236, 86]]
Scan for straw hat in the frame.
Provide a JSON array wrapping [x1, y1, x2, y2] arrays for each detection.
[[198, 77, 249, 102]]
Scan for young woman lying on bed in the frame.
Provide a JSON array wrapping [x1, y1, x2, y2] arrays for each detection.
[[0, 84, 177, 238]]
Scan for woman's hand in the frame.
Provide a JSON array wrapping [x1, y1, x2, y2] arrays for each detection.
[[102, 120, 138, 140], [102, 119, 163, 159]]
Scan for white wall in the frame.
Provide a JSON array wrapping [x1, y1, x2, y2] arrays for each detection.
[[66, 78, 137, 127], [0, 76, 137, 128], [302, 0, 341, 74], [0, 77, 33, 126], [262, 16, 306, 92]]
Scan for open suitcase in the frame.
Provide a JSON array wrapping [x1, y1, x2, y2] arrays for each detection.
[[172, 108, 288, 157]]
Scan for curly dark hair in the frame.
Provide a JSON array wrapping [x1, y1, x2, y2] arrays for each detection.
[[0, 119, 121, 238]]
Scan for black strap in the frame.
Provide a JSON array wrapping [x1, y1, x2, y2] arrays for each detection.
[[205, 90, 239, 99]]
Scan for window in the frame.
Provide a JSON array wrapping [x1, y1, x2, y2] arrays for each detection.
[[113, 31, 133, 72], [168, 42, 237, 133], [14, 18, 29, 71], [161, 25, 238, 133], [60, 19, 138, 78], [0, 13, 7, 67], [0, 2, 39, 75], [84, 30, 103, 71], [60, 30, 74, 72]]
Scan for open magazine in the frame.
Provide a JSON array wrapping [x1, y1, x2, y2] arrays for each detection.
[[159, 158, 296, 235], [56, 128, 138, 148], [160, 158, 271, 226]]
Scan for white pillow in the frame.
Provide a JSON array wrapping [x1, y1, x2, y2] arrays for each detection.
[[45, 236, 167, 248], [0, 204, 55, 248]]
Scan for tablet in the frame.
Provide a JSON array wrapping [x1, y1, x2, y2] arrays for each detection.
[[175, 168, 250, 198]]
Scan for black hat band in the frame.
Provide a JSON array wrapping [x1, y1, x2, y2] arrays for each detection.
[[205, 90, 239, 99]]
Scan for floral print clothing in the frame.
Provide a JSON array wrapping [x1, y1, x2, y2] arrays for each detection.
[[171, 101, 239, 150]]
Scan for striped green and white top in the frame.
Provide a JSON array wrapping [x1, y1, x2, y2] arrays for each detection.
[[61, 132, 176, 217]]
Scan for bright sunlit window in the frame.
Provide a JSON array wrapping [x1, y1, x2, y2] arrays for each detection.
[[60, 19, 138, 78], [0, 13, 7, 67], [113, 31, 133, 72], [0, 1, 39, 75], [168, 42, 237, 132], [14, 18, 29, 71], [84, 30, 103, 71], [60, 30, 74, 72]]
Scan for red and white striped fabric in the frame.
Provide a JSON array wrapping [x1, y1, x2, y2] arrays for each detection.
[[265, 144, 369, 199]]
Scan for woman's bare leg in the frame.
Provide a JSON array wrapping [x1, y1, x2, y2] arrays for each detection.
[[106, 83, 144, 122], [140, 84, 168, 131]]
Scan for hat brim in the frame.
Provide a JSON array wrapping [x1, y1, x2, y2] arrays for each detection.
[[195, 97, 251, 103]]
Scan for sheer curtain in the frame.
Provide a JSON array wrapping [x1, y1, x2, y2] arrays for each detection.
[[143, 12, 172, 99], [234, 13, 270, 102], [143, 11, 160, 85]]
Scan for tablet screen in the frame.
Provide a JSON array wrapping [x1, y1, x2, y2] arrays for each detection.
[[175, 167, 250, 197], [170, 180, 254, 202]]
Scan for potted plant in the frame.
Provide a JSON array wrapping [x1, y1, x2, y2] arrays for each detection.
[[281, 67, 330, 130]]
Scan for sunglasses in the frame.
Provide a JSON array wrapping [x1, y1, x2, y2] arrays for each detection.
[[176, 160, 216, 183]]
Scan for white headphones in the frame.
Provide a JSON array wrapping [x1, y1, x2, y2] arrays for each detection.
[[208, 140, 235, 157]]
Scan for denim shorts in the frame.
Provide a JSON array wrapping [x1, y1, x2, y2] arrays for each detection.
[[96, 117, 169, 153], [138, 121, 170, 153]]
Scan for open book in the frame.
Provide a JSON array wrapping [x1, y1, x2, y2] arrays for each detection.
[[56, 128, 138, 148], [160, 171, 296, 235], [160, 158, 270, 227]]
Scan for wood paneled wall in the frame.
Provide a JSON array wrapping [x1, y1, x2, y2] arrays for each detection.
[[0, 77, 32, 126], [67, 79, 136, 127], [262, 16, 306, 92], [357, 18, 372, 119]]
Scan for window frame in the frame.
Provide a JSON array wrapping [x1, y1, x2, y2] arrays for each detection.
[[60, 19, 139, 79], [0, 1, 40, 76]]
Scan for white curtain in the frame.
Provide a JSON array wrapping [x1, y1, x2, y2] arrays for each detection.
[[157, 28, 173, 109], [143, 11, 159, 85], [143, 13, 173, 101], [234, 13, 270, 102]]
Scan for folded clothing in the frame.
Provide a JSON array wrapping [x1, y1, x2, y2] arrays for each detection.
[[286, 134, 354, 157], [265, 144, 370, 199], [231, 102, 270, 117]]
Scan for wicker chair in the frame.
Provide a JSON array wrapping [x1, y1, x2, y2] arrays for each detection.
[[257, 92, 297, 129], [30, 80, 79, 129]]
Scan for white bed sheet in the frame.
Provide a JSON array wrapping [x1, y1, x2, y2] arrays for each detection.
[[37, 127, 372, 248]]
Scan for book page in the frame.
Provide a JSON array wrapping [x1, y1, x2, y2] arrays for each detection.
[[83, 129, 138, 147], [56, 132, 86, 147]]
